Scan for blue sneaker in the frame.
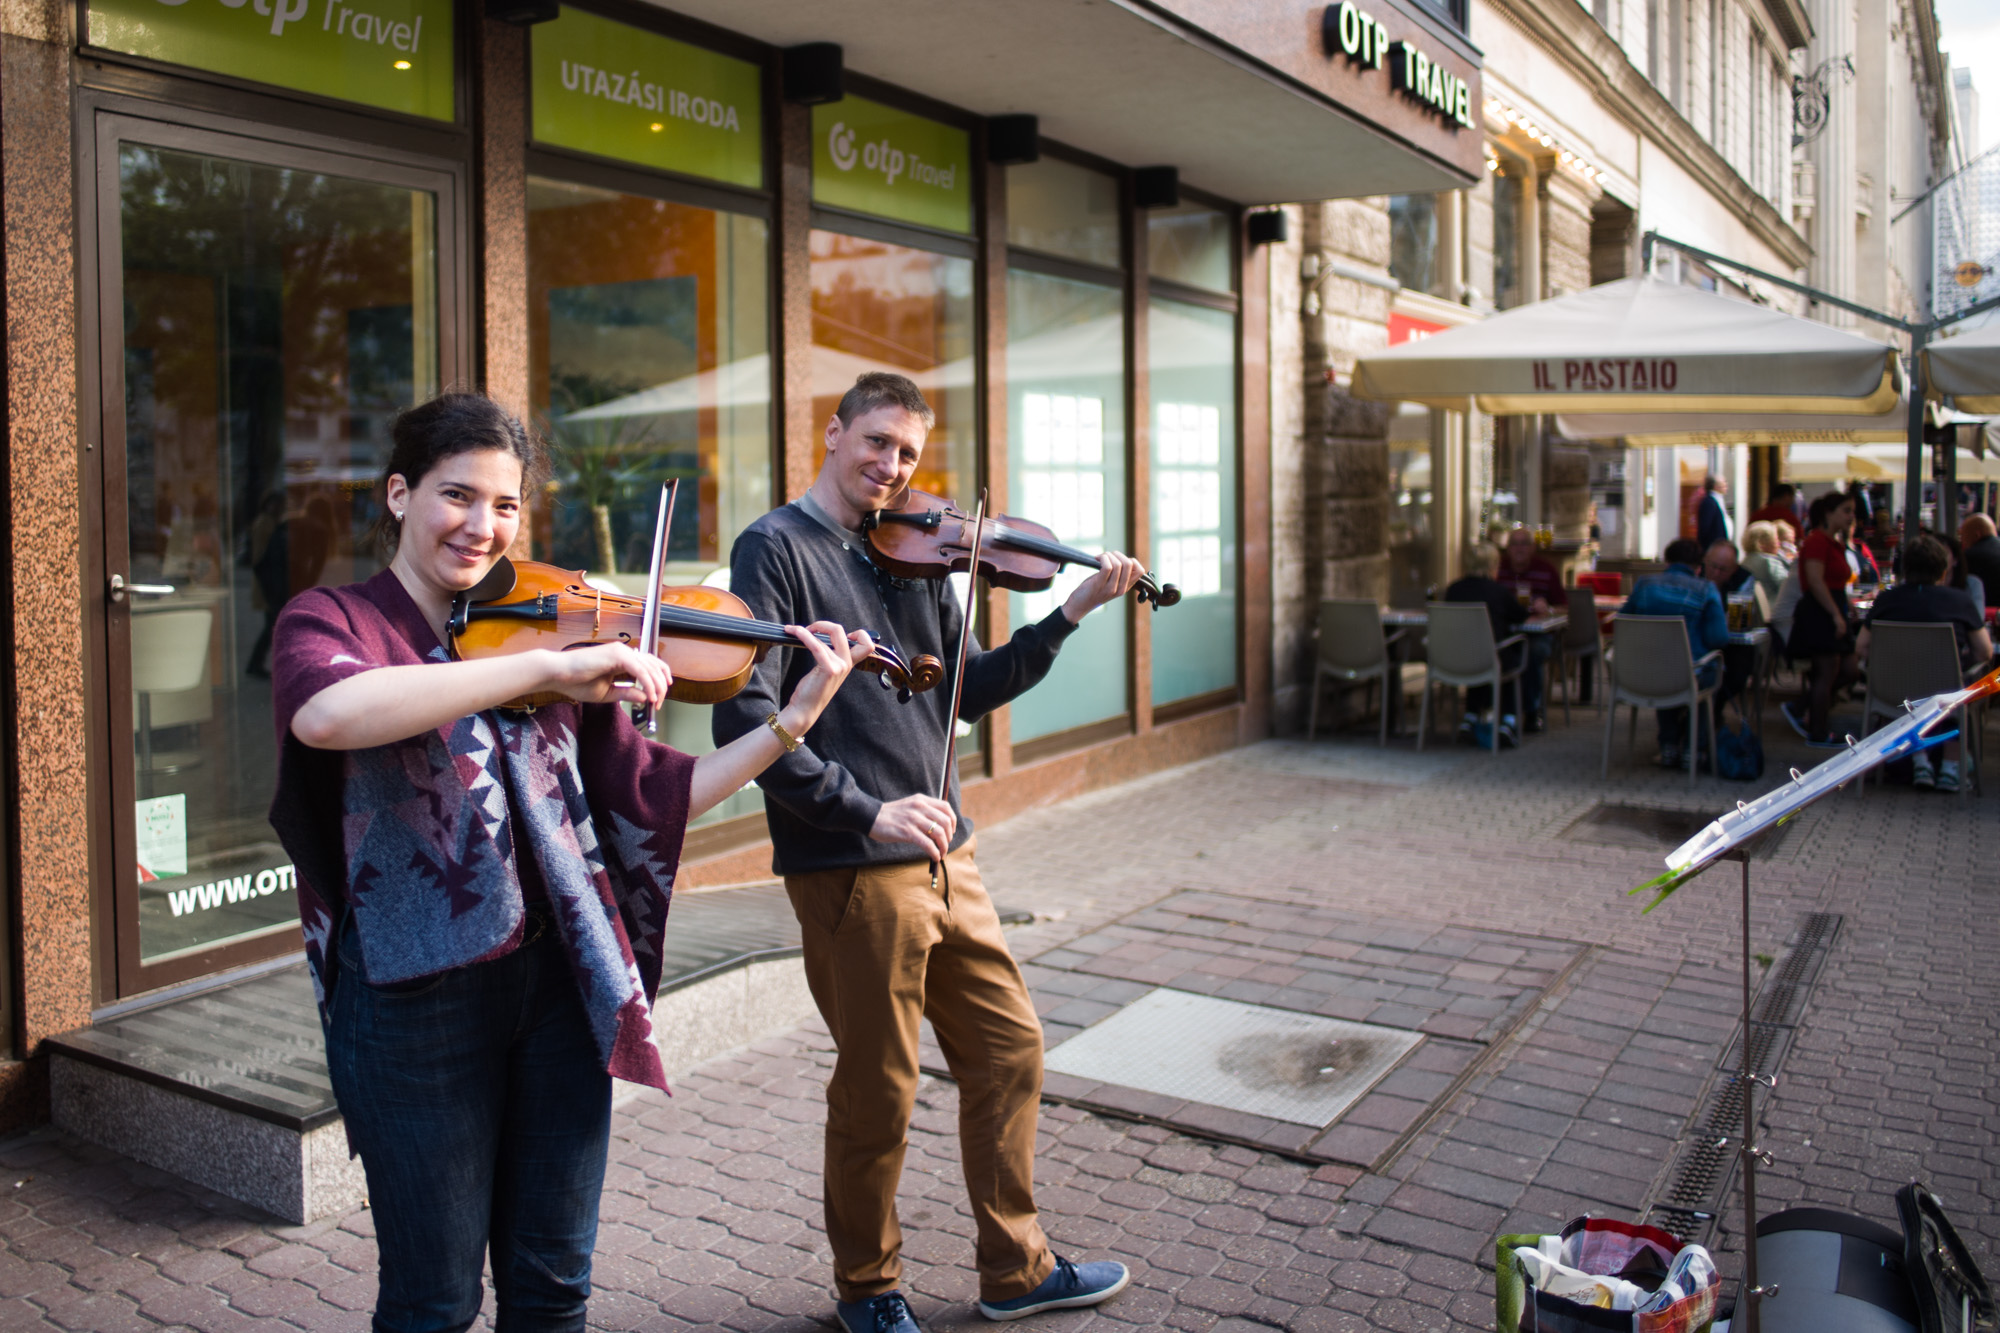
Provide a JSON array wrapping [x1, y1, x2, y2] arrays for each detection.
[[837, 1290, 921, 1333], [977, 1255, 1130, 1321]]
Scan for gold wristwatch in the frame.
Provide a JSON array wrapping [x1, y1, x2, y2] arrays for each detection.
[[765, 713, 801, 753]]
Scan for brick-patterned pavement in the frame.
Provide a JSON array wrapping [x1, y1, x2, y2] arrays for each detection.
[[3, 705, 1995, 1332]]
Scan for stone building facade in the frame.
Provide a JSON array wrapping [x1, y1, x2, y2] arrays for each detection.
[[1267, 0, 1958, 728]]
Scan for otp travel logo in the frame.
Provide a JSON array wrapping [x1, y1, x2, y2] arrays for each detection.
[[827, 120, 956, 191]]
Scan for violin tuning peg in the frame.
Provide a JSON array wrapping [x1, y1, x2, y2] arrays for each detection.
[[898, 687, 913, 704]]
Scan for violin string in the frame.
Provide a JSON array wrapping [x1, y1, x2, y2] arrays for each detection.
[[650, 603, 872, 659], [653, 603, 800, 645]]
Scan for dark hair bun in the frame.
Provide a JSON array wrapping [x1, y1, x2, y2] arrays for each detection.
[[375, 393, 543, 555]]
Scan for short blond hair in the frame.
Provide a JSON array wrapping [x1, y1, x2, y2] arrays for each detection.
[[1464, 543, 1500, 576], [1742, 520, 1780, 555]]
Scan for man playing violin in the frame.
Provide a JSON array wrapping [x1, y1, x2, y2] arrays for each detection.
[[715, 372, 1143, 1333]]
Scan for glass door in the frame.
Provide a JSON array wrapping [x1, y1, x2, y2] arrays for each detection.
[[94, 113, 462, 994]]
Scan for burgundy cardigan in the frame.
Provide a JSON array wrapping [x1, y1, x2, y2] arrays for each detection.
[[268, 569, 695, 1092]]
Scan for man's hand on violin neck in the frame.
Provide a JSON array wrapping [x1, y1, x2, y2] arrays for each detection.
[[1062, 549, 1147, 624], [870, 795, 957, 862]]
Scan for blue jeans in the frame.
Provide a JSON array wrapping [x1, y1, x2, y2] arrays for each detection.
[[1522, 633, 1551, 718], [327, 913, 612, 1333]]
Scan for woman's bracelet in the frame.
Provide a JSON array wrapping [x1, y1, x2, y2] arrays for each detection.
[[764, 713, 801, 753]]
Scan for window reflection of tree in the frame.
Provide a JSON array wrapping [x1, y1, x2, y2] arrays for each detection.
[[542, 274, 700, 573], [118, 145, 429, 596]]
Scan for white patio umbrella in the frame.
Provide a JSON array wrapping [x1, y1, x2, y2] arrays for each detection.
[[1924, 319, 2000, 415], [1786, 445, 1892, 483], [1553, 400, 1909, 447], [1353, 277, 1903, 415]]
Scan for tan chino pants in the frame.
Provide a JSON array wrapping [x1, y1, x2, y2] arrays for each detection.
[[784, 840, 1054, 1304]]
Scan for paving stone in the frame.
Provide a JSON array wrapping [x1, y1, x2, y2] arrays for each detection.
[[2, 727, 1996, 1329]]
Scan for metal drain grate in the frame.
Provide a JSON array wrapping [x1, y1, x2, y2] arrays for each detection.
[[1646, 912, 1843, 1241], [1753, 912, 1840, 1027]]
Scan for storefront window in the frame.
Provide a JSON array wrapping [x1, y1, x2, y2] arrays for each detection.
[[529, 177, 770, 824], [120, 143, 439, 964], [1149, 299, 1237, 704], [809, 230, 976, 502], [1388, 195, 1438, 295], [1147, 201, 1232, 293], [1006, 270, 1128, 742], [1494, 167, 1522, 309], [1007, 158, 1121, 269], [1387, 408, 1434, 607]]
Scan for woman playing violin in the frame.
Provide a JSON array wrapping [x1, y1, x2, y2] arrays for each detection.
[[268, 393, 856, 1333]]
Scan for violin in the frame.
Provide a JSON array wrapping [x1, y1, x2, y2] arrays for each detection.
[[446, 557, 945, 708], [861, 488, 1181, 609]]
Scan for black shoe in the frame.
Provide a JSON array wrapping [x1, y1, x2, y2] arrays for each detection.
[[838, 1291, 921, 1333], [1525, 712, 1546, 734], [1779, 701, 1810, 740]]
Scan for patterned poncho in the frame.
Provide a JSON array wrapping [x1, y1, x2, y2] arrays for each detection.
[[268, 569, 695, 1092]]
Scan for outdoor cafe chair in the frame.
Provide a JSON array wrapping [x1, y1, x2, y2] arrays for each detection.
[[1861, 621, 1982, 797], [1562, 586, 1605, 716], [1416, 602, 1523, 755], [1306, 599, 1421, 745], [1602, 614, 1720, 788]]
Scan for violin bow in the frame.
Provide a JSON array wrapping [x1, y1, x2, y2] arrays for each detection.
[[931, 489, 987, 888], [633, 479, 678, 735]]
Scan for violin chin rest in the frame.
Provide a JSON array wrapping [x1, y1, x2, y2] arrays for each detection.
[[468, 556, 518, 603]]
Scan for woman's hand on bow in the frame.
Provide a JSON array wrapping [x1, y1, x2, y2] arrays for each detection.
[[538, 643, 673, 708]]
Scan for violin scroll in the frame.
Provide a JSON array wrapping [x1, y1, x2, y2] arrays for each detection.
[[854, 643, 945, 703]]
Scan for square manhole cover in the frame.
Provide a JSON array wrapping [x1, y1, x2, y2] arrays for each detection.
[[1042, 988, 1424, 1128]]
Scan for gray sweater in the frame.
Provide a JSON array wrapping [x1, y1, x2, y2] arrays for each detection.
[[713, 502, 1077, 875]]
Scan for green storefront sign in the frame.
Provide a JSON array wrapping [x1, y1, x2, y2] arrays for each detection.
[[813, 96, 971, 234], [87, 0, 455, 121], [531, 7, 762, 189]]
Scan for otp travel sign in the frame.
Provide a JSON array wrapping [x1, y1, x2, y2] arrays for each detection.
[[1323, 1, 1474, 130], [531, 8, 762, 189], [87, 0, 454, 121], [812, 97, 972, 234]]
